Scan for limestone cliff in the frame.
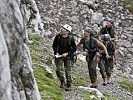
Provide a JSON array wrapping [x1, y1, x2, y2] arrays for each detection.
[[0, 0, 42, 99]]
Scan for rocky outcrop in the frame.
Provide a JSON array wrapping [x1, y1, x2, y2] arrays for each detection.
[[24, 0, 44, 36], [0, 0, 41, 100], [78, 86, 104, 99]]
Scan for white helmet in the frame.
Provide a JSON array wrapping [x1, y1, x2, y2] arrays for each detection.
[[62, 24, 72, 32]]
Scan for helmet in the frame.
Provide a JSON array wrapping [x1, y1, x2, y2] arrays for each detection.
[[103, 34, 110, 41], [84, 27, 93, 35], [62, 24, 72, 32]]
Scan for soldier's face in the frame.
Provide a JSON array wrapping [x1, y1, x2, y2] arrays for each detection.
[[61, 27, 69, 35], [103, 21, 111, 28], [105, 41, 109, 45], [83, 31, 89, 39]]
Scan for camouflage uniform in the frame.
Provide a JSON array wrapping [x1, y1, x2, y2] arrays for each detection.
[[52, 34, 76, 87]]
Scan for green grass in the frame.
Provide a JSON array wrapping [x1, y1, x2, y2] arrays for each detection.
[[117, 72, 133, 93], [29, 34, 63, 100], [122, 0, 133, 13], [119, 78, 133, 92], [34, 65, 63, 100], [103, 92, 119, 100]]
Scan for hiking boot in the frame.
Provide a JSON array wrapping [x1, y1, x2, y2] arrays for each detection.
[[60, 81, 65, 89], [107, 76, 111, 84], [103, 78, 107, 86], [65, 83, 71, 91], [65, 86, 72, 91], [90, 80, 98, 88], [103, 83, 107, 86], [90, 85, 97, 88]]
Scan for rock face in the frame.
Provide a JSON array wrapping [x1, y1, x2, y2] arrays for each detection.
[[0, 0, 40, 100], [36, 0, 133, 78], [25, 0, 45, 36]]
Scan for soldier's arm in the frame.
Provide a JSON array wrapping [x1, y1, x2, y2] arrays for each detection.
[[96, 41, 109, 59], [113, 50, 117, 64], [111, 35, 118, 41], [77, 38, 85, 51], [71, 37, 77, 52], [111, 29, 118, 41], [52, 35, 58, 55], [113, 50, 116, 60]]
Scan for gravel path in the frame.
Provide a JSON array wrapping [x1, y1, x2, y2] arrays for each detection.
[[97, 68, 133, 100], [64, 66, 133, 100]]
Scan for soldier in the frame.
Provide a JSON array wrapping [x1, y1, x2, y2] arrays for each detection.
[[52, 24, 76, 91], [100, 19, 117, 42], [101, 34, 116, 83], [77, 27, 109, 88]]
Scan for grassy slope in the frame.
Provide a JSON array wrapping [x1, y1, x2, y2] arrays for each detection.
[[117, 73, 133, 93]]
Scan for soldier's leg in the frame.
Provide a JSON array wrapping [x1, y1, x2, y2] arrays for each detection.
[[64, 57, 72, 88], [55, 58, 65, 84], [105, 59, 113, 77], [105, 59, 113, 83], [98, 58, 107, 85], [88, 59, 98, 87]]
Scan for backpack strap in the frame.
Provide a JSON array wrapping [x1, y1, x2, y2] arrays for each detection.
[[68, 35, 72, 46]]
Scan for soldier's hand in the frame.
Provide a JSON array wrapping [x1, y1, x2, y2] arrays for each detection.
[[62, 53, 68, 57], [100, 50, 104, 53], [106, 54, 110, 59]]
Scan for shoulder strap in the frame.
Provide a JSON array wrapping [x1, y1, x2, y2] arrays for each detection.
[[68, 35, 73, 46]]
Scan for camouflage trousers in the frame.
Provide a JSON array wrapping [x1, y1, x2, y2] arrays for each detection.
[[55, 56, 71, 86], [86, 55, 107, 83]]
